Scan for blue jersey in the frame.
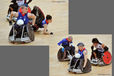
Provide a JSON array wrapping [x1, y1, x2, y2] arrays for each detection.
[[78, 48, 87, 59], [17, 12, 29, 25], [41, 19, 48, 27], [58, 38, 72, 47]]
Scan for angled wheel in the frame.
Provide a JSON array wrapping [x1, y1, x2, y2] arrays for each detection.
[[9, 26, 13, 36], [83, 59, 91, 73], [26, 24, 35, 41], [79, 59, 91, 73], [90, 52, 95, 60], [102, 51, 112, 65], [57, 48, 64, 61]]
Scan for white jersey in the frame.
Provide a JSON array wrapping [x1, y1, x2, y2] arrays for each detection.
[[16, 0, 25, 6], [95, 43, 104, 52]]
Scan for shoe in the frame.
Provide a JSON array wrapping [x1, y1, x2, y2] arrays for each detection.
[[95, 59, 98, 62], [92, 59, 98, 64]]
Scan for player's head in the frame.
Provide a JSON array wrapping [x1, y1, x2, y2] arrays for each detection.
[[77, 43, 84, 50], [21, 4, 28, 13], [46, 15, 52, 23], [67, 36, 73, 42], [92, 38, 99, 46]]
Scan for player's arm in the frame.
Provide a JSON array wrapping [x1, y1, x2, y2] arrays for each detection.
[[9, 7, 13, 11], [83, 51, 88, 68], [57, 40, 64, 46], [8, 6, 13, 14], [102, 44, 109, 51], [9, 11, 18, 21], [102, 44, 105, 48], [28, 13, 36, 25], [9, 11, 18, 25], [43, 24, 50, 35], [9, 4, 14, 11]]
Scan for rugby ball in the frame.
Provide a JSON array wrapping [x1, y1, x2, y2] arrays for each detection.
[[16, 19, 24, 26], [75, 53, 81, 58]]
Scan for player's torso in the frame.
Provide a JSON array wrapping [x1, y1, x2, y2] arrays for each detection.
[[17, 12, 29, 24], [78, 49, 86, 59], [95, 44, 104, 52]]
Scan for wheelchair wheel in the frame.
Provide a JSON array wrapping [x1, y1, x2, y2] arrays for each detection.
[[78, 59, 91, 73], [27, 24, 35, 41], [9, 25, 16, 42], [57, 48, 64, 61], [9, 26, 13, 36], [90, 51, 95, 60], [102, 51, 112, 65], [82, 59, 91, 73]]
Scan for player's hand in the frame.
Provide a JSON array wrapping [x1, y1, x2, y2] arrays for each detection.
[[83, 67, 86, 71], [9, 20, 12, 25]]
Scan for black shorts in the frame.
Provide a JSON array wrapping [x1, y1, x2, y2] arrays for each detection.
[[93, 50, 102, 58]]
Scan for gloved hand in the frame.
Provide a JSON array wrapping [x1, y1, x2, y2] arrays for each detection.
[[61, 48, 65, 52], [32, 24, 39, 31], [83, 67, 86, 71], [9, 20, 12, 25]]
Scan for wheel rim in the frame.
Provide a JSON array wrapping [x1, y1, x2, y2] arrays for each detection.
[[57, 48, 63, 61], [103, 51, 112, 64]]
